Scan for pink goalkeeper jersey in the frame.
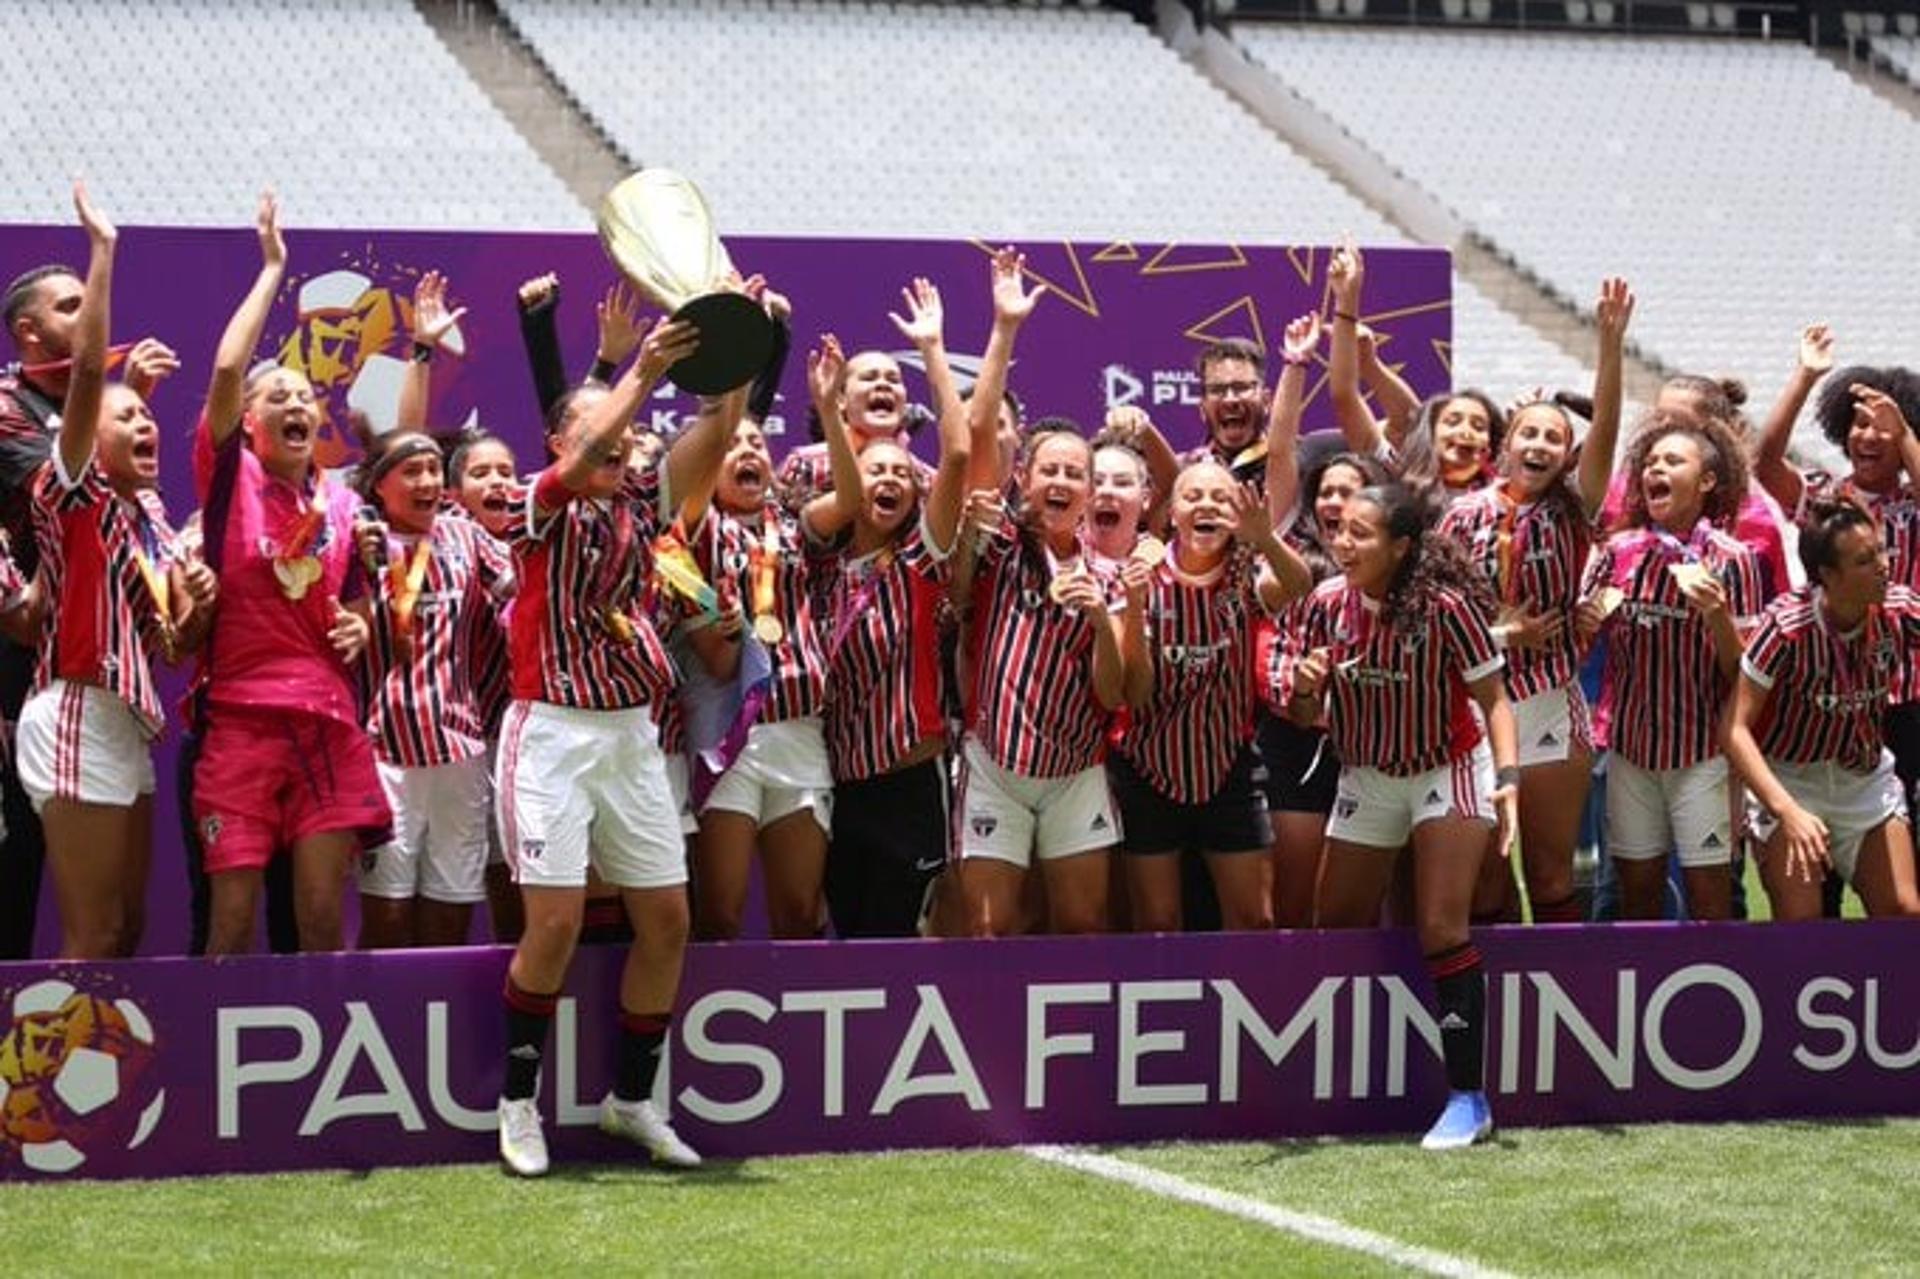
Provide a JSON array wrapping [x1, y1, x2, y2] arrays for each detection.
[[193, 411, 365, 726]]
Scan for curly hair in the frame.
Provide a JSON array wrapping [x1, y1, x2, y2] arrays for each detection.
[[1396, 390, 1505, 491], [1349, 483, 1497, 634], [1813, 364, 1920, 452], [1615, 410, 1749, 533]]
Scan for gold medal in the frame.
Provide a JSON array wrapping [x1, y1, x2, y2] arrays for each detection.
[[601, 606, 637, 644], [274, 555, 322, 601], [1592, 585, 1625, 620], [1131, 534, 1167, 568], [753, 613, 785, 645], [1048, 573, 1076, 605]]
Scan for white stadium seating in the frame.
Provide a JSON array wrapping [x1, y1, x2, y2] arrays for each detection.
[[497, 0, 1591, 400], [0, 0, 583, 229], [1233, 24, 1920, 393]]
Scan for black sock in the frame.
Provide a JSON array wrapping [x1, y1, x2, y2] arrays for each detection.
[[615, 1011, 670, 1103], [502, 977, 559, 1102], [1426, 943, 1486, 1093]]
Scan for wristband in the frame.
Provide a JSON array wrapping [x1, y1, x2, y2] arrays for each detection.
[[1281, 350, 1311, 367], [589, 357, 619, 386], [1495, 765, 1521, 790], [409, 341, 435, 365]]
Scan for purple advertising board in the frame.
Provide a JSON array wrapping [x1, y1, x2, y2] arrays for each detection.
[[1, 923, 1916, 1181], [0, 224, 1453, 959]]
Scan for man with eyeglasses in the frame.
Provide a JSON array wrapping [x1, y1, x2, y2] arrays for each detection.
[[1180, 338, 1273, 495]]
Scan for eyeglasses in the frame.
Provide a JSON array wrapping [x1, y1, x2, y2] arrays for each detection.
[[1202, 380, 1262, 399]]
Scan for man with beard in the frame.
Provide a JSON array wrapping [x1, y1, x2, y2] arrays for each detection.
[[0, 264, 176, 957], [1179, 339, 1274, 495]]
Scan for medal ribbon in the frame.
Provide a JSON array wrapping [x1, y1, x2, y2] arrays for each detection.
[[132, 507, 171, 632], [748, 506, 780, 631], [827, 547, 895, 657], [387, 535, 433, 641]]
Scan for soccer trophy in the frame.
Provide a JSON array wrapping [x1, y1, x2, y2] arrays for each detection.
[[596, 169, 776, 394]]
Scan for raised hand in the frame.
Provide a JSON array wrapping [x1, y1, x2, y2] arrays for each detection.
[[1328, 233, 1364, 312], [1282, 312, 1322, 365], [1596, 276, 1635, 349], [1800, 323, 1835, 375], [1227, 481, 1274, 546], [517, 272, 558, 313], [990, 247, 1045, 327], [256, 190, 285, 268], [964, 488, 1003, 542], [887, 277, 945, 349], [123, 338, 181, 396], [1103, 404, 1152, 449], [635, 318, 700, 384], [411, 271, 468, 350], [73, 181, 117, 246], [596, 280, 643, 367], [807, 333, 846, 408]]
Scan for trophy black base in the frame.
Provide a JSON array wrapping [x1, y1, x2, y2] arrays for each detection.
[[669, 292, 777, 396]]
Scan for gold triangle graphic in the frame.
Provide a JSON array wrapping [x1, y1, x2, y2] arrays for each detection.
[[1141, 243, 1250, 276], [1286, 245, 1316, 286], [1090, 242, 1139, 263], [1183, 295, 1264, 352], [1430, 338, 1453, 378]]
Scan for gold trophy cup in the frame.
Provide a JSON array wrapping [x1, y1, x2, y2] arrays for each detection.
[[597, 169, 776, 395]]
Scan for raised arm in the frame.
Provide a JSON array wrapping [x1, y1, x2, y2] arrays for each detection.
[[205, 193, 286, 446], [57, 183, 117, 483], [1327, 237, 1387, 460], [1104, 406, 1178, 535], [801, 333, 861, 537], [666, 383, 748, 535], [550, 318, 697, 499], [968, 247, 1044, 491], [1754, 324, 1834, 514], [515, 273, 569, 417], [892, 278, 971, 551], [1356, 324, 1419, 447], [396, 270, 466, 432], [1265, 312, 1320, 528], [1232, 482, 1312, 613], [1576, 277, 1636, 517]]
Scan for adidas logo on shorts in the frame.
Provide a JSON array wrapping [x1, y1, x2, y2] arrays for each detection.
[[1425, 790, 1444, 806], [1538, 730, 1560, 748], [1090, 813, 1110, 833], [1703, 832, 1723, 849]]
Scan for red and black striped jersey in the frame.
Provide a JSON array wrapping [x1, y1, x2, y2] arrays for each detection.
[[694, 504, 827, 725], [506, 463, 673, 710], [965, 519, 1121, 779], [1277, 575, 1501, 776], [29, 458, 173, 733], [1743, 585, 1920, 773], [1800, 481, 1920, 705], [361, 516, 516, 768], [1438, 484, 1589, 701], [1585, 523, 1765, 771], [1117, 550, 1265, 802], [821, 519, 951, 781]]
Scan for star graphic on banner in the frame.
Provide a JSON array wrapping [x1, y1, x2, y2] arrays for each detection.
[[968, 240, 1100, 318]]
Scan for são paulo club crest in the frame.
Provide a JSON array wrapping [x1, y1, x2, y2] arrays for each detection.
[[0, 977, 166, 1175]]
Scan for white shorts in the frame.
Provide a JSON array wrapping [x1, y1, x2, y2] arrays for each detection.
[[1513, 684, 1592, 769], [957, 734, 1120, 867], [361, 755, 491, 904], [1748, 751, 1906, 884], [15, 680, 155, 814], [701, 717, 832, 835], [1608, 754, 1733, 868], [495, 701, 686, 890], [665, 753, 697, 836], [1326, 741, 1494, 849]]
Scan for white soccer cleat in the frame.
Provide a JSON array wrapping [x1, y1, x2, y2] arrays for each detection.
[[600, 1096, 703, 1169], [498, 1097, 550, 1177], [1420, 1090, 1493, 1151]]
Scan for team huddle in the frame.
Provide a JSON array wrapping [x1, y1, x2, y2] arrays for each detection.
[[3, 189, 1918, 1167]]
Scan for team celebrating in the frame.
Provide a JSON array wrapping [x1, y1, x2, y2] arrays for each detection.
[[3, 190, 1918, 1166]]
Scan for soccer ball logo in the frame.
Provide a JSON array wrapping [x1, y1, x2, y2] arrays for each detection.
[[0, 979, 165, 1175]]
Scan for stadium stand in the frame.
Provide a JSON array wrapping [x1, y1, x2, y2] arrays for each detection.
[[0, 0, 583, 229], [496, 0, 1590, 398], [1232, 23, 1920, 391]]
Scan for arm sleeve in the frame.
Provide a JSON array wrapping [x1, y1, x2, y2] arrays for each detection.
[[746, 316, 791, 426], [518, 292, 570, 420]]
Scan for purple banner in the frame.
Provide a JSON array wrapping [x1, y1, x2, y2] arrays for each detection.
[[0, 224, 1452, 960], [2, 923, 1915, 1180]]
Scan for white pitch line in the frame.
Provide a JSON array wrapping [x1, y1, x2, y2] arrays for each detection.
[[1021, 1145, 1519, 1279]]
